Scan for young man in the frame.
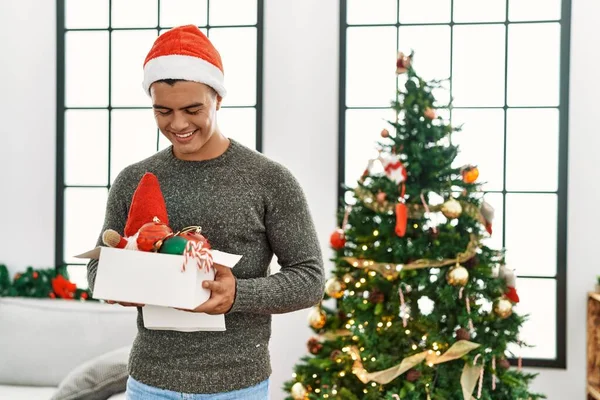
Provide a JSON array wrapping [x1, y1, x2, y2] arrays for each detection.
[[87, 25, 325, 399]]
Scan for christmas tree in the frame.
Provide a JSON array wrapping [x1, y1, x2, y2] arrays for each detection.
[[284, 53, 544, 400]]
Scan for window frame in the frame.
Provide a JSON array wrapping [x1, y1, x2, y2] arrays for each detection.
[[55, 0, 264, 279], [337, 0, 570, 369]]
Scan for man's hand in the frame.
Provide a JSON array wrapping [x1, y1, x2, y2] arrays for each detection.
[[106, 300, 144, 307], [180, 263, 236, 315]]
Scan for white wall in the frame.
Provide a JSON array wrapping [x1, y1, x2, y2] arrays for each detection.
[[0, 0, 56, 276], [262, 1, 339, 398], [525, 0, 600, 397], [1, 0, 597, 398]]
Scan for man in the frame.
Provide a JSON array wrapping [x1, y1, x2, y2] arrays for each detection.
[[87, 25, 325, 399]]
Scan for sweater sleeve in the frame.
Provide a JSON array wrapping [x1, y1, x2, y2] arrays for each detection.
[[86, 171, 130, 293], [228, 166, 325, 315]]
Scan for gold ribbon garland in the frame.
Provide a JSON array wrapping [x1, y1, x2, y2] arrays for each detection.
[[341, 234, 478, 279], [348, 340, 482, 400], [354, 187, 486, 225]]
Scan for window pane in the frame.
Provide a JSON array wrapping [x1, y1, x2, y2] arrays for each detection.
[[346, 27, 397, 107], [481, 192, 503, 250], [209, 28, 257, 106], [453, 0, 506, 22], [509, 0, 561, 21], [67, 265, 89, 289], [111, 30, 158, 107], [64, 188, 108, 264], [347, 0, 397, 25], [218, 108, 256, 149], [111, 0, 158, 28], [65, 110, 109, 186], [505, 193, 557, 276], [452, 25, 506, 107], [507, 278, 557, 359], [507, 23, 560, 107], [506, 109, 559, 191], [209, 0, 257, 26], [158, 130, 171, 151], [344, 109, 396, 187], [66, 31, 109, 107], [110, 109, 157, 182], [160, 0, 208, 28], [398, 25, 451, 83], [160, 27, 207, 36], [65, 0, 109, 29], [399, 0, 451, 23], [452, 109, 505, 191]]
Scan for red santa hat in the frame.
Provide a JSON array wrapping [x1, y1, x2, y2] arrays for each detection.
[[142, 25, 226, 97], [124, 173, 169, 237]]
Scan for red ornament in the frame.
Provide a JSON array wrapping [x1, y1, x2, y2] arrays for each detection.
[[33, 272, 39, 279], [81, 292, 89, 300], [330, 228, 346, 250], [376, 192, 387, 204], [52, 275, 77, 299], [180, 230, 211, 249], [49, 292, 56, 299], [395, 202, 408, 237], [381, 129, 390, 138], [396, 52, 412, 74], [423, 108, 436, 120], [505, 287, 520, 303], [136, 220, 173, 252]]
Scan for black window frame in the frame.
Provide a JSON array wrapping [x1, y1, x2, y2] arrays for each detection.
[[337, 0, 570, 369]]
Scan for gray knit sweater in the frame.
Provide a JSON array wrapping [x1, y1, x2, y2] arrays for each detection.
[[86, 139, 325, 394]]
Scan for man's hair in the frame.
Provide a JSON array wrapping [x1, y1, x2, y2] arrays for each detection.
[[154, 79, 218, 98]]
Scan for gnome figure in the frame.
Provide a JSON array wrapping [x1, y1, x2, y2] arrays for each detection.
[[102, 173, 173, 252]]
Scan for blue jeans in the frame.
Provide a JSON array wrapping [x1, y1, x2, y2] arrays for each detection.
[[126, 376, 269, 400]]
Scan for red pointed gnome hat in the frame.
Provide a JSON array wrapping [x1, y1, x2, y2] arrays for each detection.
[[124, 173, 169, 237], [142, 25, 226, 97]]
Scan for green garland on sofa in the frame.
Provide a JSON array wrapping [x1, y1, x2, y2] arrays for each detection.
[[0, 264, 93, 300]]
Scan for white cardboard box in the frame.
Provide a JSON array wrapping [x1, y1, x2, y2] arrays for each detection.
[[76, 247, 241, 332]]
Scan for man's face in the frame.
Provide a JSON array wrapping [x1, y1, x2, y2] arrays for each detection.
[[151, 81, 222, 160]]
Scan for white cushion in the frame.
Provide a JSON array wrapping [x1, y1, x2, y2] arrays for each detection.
[[0, 385, 56, 400], [0, 385, 126, 400], [50, 346, 130, 400], [0, 298, 137, 386]]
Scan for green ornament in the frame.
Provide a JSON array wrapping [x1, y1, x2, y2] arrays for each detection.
[[158, 236, 189, 255]]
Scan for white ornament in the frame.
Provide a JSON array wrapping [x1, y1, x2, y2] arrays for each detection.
[[379, 154, 407, 184], [481, 200, 495, 222], [499, 265, 517, 288], [291, 382, 307, 399]]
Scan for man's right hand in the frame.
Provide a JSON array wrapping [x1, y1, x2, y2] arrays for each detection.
[[106, 300, 144, 307]]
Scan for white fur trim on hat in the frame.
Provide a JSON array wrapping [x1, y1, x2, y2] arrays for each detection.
[[142, 54, 227, 97]]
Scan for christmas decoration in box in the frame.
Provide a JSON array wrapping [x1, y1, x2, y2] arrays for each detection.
[[76, 173, 242, 332]]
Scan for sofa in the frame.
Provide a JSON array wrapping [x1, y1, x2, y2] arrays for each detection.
[[0, 297, 137, 399]]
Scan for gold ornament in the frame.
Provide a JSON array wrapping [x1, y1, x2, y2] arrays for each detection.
[[325, 277, 346, 299], [494, 298, 513, 319], [441, 198, 463, 219], [447, 264, 469, 286], [308, 307, 327, 329], [290, 382, 307, 399]]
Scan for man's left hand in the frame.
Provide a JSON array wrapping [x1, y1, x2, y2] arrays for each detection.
[[180, 263, 236, 315]]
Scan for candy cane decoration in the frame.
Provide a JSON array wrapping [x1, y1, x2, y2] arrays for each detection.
[[182, 240, 214, 273], [473, 354, 484, 399], [465, 296, 474, 333], [477, 362, 484, 398], [342, 206, 352, 229], [398, 286, 408, 327], [492, 356, 496, 390], [420, 192, 437, 234]]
